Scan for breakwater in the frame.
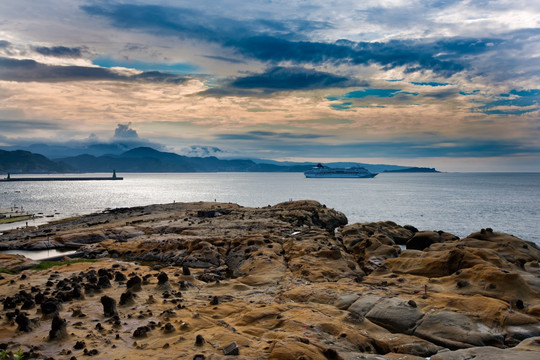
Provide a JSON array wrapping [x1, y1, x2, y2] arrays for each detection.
[[1, 170, 123, 181], [1, 176, 123, 181]]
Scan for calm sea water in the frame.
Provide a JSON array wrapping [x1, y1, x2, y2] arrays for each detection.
[[1, 172, 539, 245]]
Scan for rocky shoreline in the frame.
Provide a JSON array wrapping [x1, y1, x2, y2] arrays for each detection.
[[0, 200, 539, 359]]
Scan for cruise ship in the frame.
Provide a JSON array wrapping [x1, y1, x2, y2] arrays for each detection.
[[304, 163, 378, 178]]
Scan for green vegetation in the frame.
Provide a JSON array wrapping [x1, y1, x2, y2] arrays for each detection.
[[0, 215, 33, 225], [30, 259, 97, 270], [0, 348, 24, 360], [0, 268, 16, 275]]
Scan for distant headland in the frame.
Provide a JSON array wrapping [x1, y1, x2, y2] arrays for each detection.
[[0, 147, 439, 174]]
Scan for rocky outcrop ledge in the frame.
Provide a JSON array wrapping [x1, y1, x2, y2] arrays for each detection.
[[0, 200, 539, 359]]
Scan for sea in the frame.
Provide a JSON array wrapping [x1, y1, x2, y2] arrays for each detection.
[[1, 172, 539, 247]]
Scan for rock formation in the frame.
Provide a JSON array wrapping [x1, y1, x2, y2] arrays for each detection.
[[0, 200, 538, 359]]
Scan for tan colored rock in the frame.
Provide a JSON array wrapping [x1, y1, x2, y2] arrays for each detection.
[[0, 253, 38, 271], [0, 203, 539, 359]]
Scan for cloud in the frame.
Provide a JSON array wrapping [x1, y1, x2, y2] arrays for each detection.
[[202, 55, 247, 64], [81, 3, 500, 77], [218, 130, 332, 141], [222, 137, 539, 159], [33, 45, 84, 58], [327, 88, 418, 110], [411, 82, 451, 87], [0, 123, 167, 158], [474, 89, 540, 115], [202, 66, 368, 96], [114, 123, 139, 139], [93, 57, 199, 74], [0, 120, 61, 132], [179, 145, 223, 157], [0, 56, 191, 83]]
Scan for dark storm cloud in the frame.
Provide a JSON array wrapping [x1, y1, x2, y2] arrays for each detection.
[[201, 66, 368, 96], [81, 4, 327, 43], [81, 3, 507, 77], [218, 130, 331, 141], [0, 40, 11, 48], [0, 56, 190, 83], [33, 45, 84, 58]]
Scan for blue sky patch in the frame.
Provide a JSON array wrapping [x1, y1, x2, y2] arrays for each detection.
[[327, 88, 417, 110], [411, 81, 451, 86], [475, 89, 540, 115], [94, 57, 199, 74]]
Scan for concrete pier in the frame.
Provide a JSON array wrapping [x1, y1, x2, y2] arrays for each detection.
[[1, 171, 123, 181]]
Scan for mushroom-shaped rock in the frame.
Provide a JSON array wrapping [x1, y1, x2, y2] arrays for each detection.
[[49, 315, 67, 340], [100, 295, 118, 317]]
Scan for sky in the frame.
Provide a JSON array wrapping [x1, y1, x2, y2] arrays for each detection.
[[0, 0, 539, 171]]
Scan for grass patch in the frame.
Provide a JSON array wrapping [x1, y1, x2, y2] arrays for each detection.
[[0, 215, 33, 224], [0, 268, 16, 275], [30, 259, 97, 270]]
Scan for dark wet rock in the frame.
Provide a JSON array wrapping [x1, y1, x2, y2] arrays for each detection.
[[41, 298, 62, 317], [83, 349, 99, 356], [133, 326, 151, 338], [223, 341, 239, 355], [157, 272, 169, 285], [182, 266, 191, 276], [322, 348, 340, 360], [16, 312, 36, 332], [119, 290, 136, 306], [404, 225, 419, 234], [73, 341, 86, 350], [126, 276, 142, 292], [406, 230, 458, 250], [100, 295, 118, 317], [193, 355, 205, 360], [3, 296, 17, 310], [49, 315, 67, 340], [97, 276, 111, 289], [97, 268, 112, 279], [21, 299, 35, 310], [114, 271, 126, 282], [162, 323, 175, 333], [210, 296, 219, 305], [34, 292, 45, 304], [195, 334, 205, 346]]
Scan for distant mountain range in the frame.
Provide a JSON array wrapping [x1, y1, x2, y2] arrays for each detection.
[[0, 147, 439, 174], [0, 149, 70, 173]]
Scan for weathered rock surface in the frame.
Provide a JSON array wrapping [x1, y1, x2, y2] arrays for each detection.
[[0, 201, 538, 359], [0, 253, 38, 271]]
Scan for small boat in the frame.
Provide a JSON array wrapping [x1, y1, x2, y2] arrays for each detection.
[[304, 163, 377, 178]]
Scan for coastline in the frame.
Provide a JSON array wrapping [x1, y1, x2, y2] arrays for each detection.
[[0, 200, 539, 359]]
